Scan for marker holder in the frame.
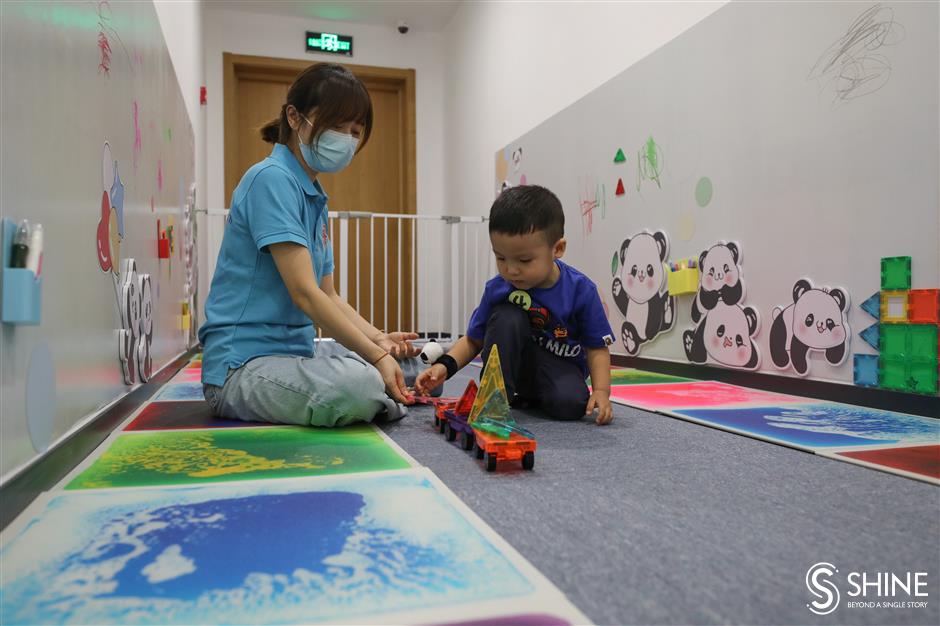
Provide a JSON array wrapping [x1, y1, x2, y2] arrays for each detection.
[[1, 218, 42, 325], [667, 267, 699, 296]]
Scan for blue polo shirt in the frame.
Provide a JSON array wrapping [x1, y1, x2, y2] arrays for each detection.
[[198, 144, 334, 387], [467, 260, 614, 376]]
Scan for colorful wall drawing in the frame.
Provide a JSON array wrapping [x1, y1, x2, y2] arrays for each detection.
[[493, 2, 938, 390], [1, 0, 197, 478]]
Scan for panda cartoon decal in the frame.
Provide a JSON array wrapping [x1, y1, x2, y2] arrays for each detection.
[[683, 301, 761, 370], [611, 230, 676, 355], [769, 278, 850, 376], [692, 241, 744, 323]]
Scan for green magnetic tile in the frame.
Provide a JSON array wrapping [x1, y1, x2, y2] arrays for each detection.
[[907, 361, 939, 395], [881, 256, 912, 290], [879, 358, 908, 391], [908, 324, 938, 360], [879, 324, 908, 357]]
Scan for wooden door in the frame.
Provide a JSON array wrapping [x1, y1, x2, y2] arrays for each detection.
[[224, 54, 416, 332]]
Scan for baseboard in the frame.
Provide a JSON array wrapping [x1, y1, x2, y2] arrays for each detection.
[[611, 355, 939, 419], [0, 349, 198, 531]]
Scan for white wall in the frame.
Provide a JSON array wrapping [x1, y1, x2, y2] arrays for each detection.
[[202, 6, 447, 331], [153, 0, 204, 132], [0, 0, 200, 481], [442, 1, 727, 218], [153, 0, 207, 326], [203, 7, 445, 216], [195, 2, 729, 336]]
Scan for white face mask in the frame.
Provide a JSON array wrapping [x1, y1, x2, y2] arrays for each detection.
[[298, 115, 359, 173]]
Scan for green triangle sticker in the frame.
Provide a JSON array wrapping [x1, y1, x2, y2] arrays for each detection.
[[614, 148, 626, 163]]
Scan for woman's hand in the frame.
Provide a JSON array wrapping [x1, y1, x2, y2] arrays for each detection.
[[374, 353, 413, 404], [374, 332, 421, 358]]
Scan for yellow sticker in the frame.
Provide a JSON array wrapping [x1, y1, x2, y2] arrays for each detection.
[[508, 290, 532, 310]]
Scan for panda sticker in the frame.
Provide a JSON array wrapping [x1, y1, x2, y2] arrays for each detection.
[[511, 147, 523, 172], [611, 230, 676, 355], [683, 301, 761, 370], [692, 241, 744, 323], [769, 279, 850, 376]]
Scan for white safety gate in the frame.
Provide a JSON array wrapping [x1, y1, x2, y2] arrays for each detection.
[[328, 212, 493, 341], [203, 210, 493, 342]]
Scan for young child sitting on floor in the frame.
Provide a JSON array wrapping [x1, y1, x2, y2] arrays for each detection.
[[415, 185, 614, 424]]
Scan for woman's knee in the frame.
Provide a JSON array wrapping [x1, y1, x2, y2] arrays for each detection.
[[307, 358, 386, 426]]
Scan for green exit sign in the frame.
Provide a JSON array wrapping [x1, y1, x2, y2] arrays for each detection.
[[306, 31, 353, 56]]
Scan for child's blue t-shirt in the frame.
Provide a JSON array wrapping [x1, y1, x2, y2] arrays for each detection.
[[198, 144, 334, 387], [466, 260, 614, 375]]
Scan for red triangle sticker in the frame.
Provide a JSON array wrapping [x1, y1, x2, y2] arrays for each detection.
[[615, 178, 625, 196]]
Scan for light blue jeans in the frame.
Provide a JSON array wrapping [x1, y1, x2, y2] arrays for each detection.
[[203, 342, 413, 427]]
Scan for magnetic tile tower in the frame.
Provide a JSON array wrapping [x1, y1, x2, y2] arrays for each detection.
[[854, 256, 940, 395]]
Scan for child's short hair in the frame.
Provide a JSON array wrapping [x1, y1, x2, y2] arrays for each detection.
[[488, 185, 565, 245]]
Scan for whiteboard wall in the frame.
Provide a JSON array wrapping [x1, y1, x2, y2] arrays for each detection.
[[1, 1, 196, 479], [496, 1, 938, 389]]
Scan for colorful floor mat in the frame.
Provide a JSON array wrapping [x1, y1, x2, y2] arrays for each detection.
[[124, 401, 273, 431], [666, 403, 940, 452], [609, 381, 805, 411], [152, 382, 205, 402], [169, 368, 202, 383], [589, 368, 694, 386], [66, 425, 414, 489], [1, 469, 589, 625], [819, 444, 940, 484]]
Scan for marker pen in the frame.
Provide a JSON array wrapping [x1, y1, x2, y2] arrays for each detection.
[[25, 222, 43, 278], [11, 219, 29, 268]]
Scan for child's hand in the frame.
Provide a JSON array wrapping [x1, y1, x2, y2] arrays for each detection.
[[375, 332, 421, 358], [374, 354, 414, 404], [586, 389, 613, 425], [415, 364, 446, 395]]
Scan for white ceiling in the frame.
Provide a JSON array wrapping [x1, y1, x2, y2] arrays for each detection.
[[206, 1, 462, 33]]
